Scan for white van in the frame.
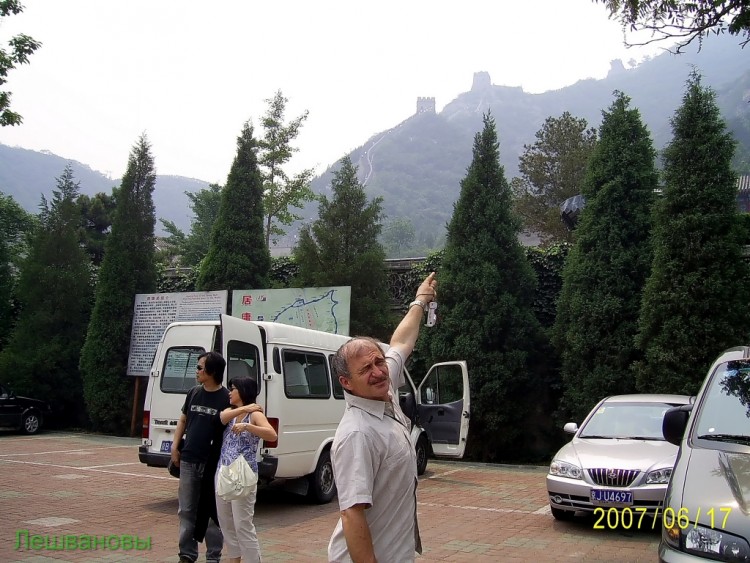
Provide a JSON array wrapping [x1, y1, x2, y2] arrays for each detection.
[[139, 314, 470, 502]]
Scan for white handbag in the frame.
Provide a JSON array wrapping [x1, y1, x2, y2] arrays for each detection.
[[217, 454, 258, 501]]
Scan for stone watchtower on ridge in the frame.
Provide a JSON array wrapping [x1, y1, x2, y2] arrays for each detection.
[[471, 71, 491, 92], [416, 97, 436, 114]]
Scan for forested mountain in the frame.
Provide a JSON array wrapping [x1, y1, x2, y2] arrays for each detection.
[[310, 34, 750, 249], [0, 34, 747, 247], [0, 145, 208, 234]]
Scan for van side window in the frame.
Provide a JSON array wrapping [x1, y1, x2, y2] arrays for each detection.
[[330, 354, 345, 400], [283, 350, 330, 398], [420, 364, 463, 404], [226, 340, 261, 390], [162, 347, 205, 393]]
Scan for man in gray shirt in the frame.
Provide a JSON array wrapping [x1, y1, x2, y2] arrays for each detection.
[[328, 273, 437, 562]]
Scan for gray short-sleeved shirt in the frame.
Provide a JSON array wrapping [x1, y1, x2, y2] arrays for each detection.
[[327, 347, 418, 563]]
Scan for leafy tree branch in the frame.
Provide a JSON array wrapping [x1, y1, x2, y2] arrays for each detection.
[[0, 1, 40, 125]]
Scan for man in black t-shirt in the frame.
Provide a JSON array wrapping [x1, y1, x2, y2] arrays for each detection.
[[171, 351, 230, 563]]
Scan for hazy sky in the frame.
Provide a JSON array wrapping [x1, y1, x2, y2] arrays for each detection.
[[0, 1, 672, 184]]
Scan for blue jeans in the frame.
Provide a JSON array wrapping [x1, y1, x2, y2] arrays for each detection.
[[178, 461, 223, 563]]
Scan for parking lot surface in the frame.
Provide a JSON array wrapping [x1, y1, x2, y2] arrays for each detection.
[[0, 432, 660, 562]]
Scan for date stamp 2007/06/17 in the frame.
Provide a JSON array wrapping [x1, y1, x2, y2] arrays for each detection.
[[593, 506, 732, 530]]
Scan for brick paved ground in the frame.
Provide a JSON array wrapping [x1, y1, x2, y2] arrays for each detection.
[[0, 432, 660, 562]]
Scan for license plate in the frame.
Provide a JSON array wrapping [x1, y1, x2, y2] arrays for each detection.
[[591, 489, 632, 505], [160, 441, 173, 453]]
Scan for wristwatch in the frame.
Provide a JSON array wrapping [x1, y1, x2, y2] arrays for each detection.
[[408, 299, 427, 313]]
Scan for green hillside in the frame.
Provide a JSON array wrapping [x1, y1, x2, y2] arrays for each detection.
[[310, 34, 750, 250], [0, 145, 208, 234]]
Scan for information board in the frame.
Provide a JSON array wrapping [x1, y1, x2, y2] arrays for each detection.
[[127, 291, 228, 376], [231, 286, 350, 335]]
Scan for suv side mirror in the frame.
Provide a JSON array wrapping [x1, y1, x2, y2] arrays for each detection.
[[663, 404, 693, 445]]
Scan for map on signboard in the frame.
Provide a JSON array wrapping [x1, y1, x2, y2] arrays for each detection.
[[127, 290, 228, 376], [231, 286, 350, 335]]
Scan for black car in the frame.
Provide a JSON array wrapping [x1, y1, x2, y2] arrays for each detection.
[[0, 383, 51, 434]]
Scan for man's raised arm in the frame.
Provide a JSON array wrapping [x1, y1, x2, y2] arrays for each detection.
[[389, 272, 437, 358]]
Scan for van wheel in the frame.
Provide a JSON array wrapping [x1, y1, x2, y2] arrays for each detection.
[[415, 435, 429, 476], [308, 449, 336, 504], [22, 412, 42, 435]]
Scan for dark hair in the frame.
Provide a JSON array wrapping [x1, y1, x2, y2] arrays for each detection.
[[198, 351, 226, 385], [229, 377, 258, 405]]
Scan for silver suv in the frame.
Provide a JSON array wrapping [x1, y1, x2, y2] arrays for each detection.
[[660, 346, 750, 561]]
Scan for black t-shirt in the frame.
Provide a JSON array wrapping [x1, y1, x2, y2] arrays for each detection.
[[180, 385, 230, 464]]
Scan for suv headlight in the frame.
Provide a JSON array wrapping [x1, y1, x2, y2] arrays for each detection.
[[687, 526, 750, 560], [549, 460, 582, 479], [664, 518, 750, 560], [646, 468, 672, 484]]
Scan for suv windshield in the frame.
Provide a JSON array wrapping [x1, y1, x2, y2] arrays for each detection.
[[694, 360, 750, 444]]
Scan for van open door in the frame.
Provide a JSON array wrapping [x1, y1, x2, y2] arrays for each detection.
[[220, 314, 265, 387], [417, 361, 470, 458]]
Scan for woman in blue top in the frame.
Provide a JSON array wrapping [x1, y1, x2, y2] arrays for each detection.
[[216, 376, 277, 563]]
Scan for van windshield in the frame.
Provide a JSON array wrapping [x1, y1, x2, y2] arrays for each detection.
[[693, 360, 750, 444]]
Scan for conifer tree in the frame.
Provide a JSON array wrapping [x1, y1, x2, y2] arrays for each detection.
[[77, 191, 116, 266], [0, 235, 11, 349], [294, 156, 393, 339], [553, 92, 657, 421], [427, 114, 552, 461], [197, 122, 270, 291], [0, 165, 92, 424], [0, 191, 34, 350], [636, 73, 750, 394], [80, 136, 157, 433]]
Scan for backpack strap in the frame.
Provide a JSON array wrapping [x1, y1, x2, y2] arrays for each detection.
[[185, 385, 200, 411]]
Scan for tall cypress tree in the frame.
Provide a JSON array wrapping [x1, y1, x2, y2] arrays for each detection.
[[428, 114, 551, 461], [553, 92, 657, 421], [0, 192, 35, 350], [636, 73, 750, 394], [0, 165, 92, 425], [77, 191, 116, 267], [197, 122, 270, 291], [80, 135, 157, 433], [0, 233, 11, 350], [294, 156, 393, 339]]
